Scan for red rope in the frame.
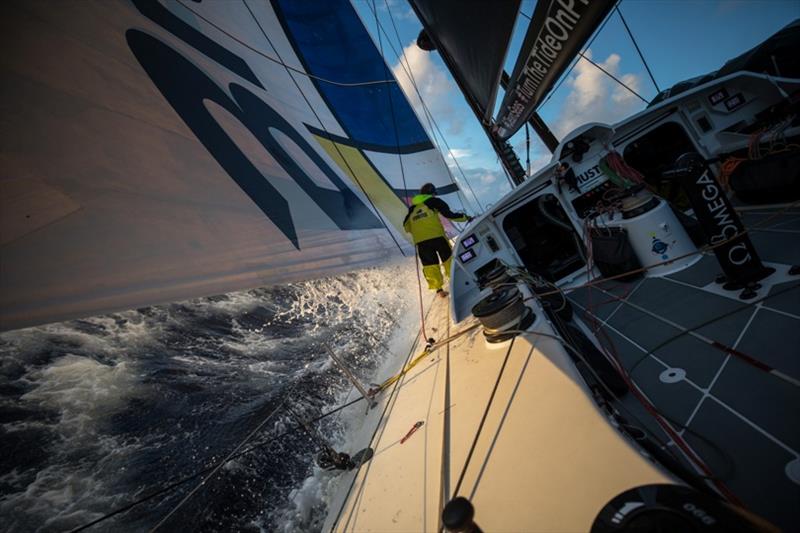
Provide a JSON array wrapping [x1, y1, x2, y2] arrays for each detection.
[[578, 216, 743, 504], [605, 150, 645, 184], [585, 282, 745, 507]]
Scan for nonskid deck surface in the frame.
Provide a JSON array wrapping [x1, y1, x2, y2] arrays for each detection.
[[328, 292, 673, 532], [568, 205, 800, 530]]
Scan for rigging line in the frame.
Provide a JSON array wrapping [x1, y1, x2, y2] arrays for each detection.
[[149, 377, 300, 532], [375, 0, 470, 215], [593, 283, 800, 387], [241, 0, 406, 256], [371, 1, 433, 341], [497, 154, 518, 189], [377, 0, 485, 214], [593, 328, 743, 505], [577, 50, 649, 104], [167, 0, 395, 87], [615, 5, 660, 93], [425, 112, 474, 214], [439, 313, 453, 523], [525, 123, 531, 175], [452, 337, 516, 498], [525, 198, 800, 301], [532, 282, 742, 504], [71, 394, 368, 533], [377, 0, 470, 207], [502, 328, 737, 489], [573, 278, 743, 501], [328, 304, 435, 530], [414, 249, 432, 342], [372, 0, 410, 207]]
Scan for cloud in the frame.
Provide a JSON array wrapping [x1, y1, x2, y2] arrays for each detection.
[[479, 172, 497, 185], [553, 50, 645, 138], [455, 166, 512, 209], [529, 152, 554, 175], [444, 148, 472, 166], [392, 42, 464, 136]]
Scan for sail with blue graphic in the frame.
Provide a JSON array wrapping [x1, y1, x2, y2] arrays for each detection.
[[0, 0, 463, 330]]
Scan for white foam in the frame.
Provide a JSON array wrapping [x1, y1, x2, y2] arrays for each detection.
[[20, 355, 142, 438], [0, 462, 112, 531], [1, 257, 421, 530], [274, 260, 424, 530]]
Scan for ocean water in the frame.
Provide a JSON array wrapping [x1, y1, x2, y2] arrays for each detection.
[[0, 259, 421, 532]]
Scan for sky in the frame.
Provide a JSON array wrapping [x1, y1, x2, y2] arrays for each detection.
[[351, 0, 799, 214]]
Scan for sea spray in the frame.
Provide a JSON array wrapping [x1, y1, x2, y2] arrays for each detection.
[[0, 258, 418, 531]]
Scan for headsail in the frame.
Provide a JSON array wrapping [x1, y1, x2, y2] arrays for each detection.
[[0, 0, 459, 330]]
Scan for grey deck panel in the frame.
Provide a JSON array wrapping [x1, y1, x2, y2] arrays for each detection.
[[764, 279, 800, 316], [735, 308, 800, 380], [624, 278, 749, 346], [684, 399, 799, 530], [712, 355, 800, 451], [567, 279, 640, 322], [666, 255, 722, 287], [651, 334, 727, 389], [570, 204, 800, 530], [748, 231, 800, 265], [739, 211, 800, 231]]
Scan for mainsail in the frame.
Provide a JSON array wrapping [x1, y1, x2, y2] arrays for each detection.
[[408, 0, 522, 123], [495, 0, 615, 139], [0, 0, 460, 330]]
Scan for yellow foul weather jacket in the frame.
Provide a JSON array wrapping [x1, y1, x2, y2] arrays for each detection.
[[403, 194, 468, 244]]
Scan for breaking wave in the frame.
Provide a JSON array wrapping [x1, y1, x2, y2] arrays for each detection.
[[0, 259, 420, 532]]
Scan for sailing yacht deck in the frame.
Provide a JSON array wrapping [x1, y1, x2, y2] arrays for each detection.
[[567, 204, 800, 529], [324, 290, 674, 532], [325, 205, 799, 532]]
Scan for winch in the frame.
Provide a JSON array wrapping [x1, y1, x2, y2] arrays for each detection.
[[471, 286, 535, 343], [620, 188, 659, 219], [478, 263, 515, 290]]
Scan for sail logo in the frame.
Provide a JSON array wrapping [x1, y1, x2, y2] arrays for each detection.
[[696, 169, 752, 266], [125, 0, 382, 249], [575, 164, 605, 191], [496, 0, 614, 138]]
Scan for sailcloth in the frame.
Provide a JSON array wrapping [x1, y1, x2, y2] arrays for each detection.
[[0, 0, 459, 330]]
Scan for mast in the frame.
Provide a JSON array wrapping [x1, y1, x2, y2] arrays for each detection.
[[409, 0, 615, 186]]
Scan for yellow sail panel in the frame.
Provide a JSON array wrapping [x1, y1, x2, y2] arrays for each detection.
[[314, 136, 410, 240]]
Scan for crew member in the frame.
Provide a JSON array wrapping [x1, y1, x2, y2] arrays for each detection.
[[403, 183, 470, 297]]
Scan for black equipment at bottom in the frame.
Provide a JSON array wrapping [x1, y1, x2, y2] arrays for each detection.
[[592, 484, 774, 532]]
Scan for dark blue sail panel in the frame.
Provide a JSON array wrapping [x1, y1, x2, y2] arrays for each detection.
[[273, 0, 430, 150]]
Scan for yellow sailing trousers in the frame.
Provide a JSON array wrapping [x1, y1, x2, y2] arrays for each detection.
[[417, 237, 452, 291], [421, 257, 452, 290]]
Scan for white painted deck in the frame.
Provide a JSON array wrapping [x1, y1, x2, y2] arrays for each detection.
[[324, 294, 674, 532]]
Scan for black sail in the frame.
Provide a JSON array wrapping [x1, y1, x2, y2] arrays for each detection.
[[495, 0, 615, 140], [409, 0, 521, 123]]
